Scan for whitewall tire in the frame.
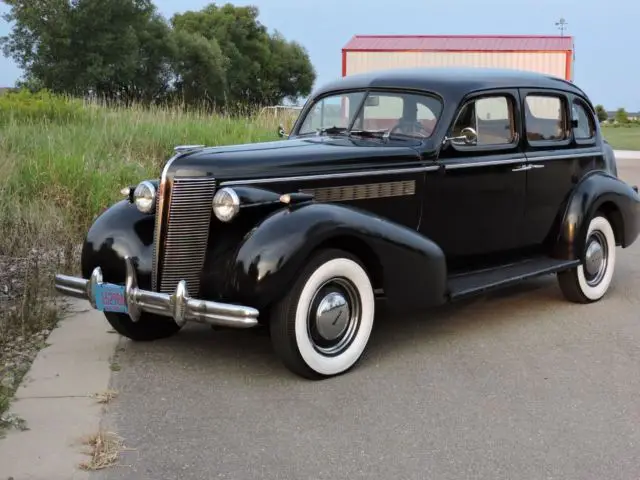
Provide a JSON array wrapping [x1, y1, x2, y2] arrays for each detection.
[[269, 249, 375, 379], [558, 214, 616, 303]]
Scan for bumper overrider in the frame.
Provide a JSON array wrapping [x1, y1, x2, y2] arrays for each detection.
[[54, 256, 259, 329]]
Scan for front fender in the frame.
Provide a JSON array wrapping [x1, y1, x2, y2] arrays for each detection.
[[80, 200, 155, 287], [554, 171, 640, 260], [225, 202, 448, 311]]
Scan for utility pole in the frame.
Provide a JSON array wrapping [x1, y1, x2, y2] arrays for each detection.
[[555, 17, 568, 36]]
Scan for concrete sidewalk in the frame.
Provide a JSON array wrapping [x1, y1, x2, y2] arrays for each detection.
[[0, 300, 120, 480], [614, 149, 640, 160]]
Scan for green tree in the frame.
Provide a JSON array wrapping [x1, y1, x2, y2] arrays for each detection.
[[171, 3, 315, 108], [1, 0, 176, 104], [170, 30, 229, 108], [594, 104, 608, 123], [615, 107, 629, 124], [1, 1, 315, 108], [262, 32, 316, 106]]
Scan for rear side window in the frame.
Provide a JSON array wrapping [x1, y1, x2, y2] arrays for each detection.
[[572, 100, 595, 140], [524, 94, 567, 142]]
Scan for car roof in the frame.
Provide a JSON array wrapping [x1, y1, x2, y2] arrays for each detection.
[[312, 67, 589, 101]]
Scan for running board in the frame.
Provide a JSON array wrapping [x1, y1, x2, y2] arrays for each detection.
[[447, 256, 580, 301]]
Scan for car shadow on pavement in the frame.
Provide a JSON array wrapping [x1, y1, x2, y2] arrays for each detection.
[[112, 274, 575, 380]]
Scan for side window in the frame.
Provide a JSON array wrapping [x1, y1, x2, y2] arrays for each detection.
[[524, 94, 567, 142], [572, 100, 595, 140], [452, 95, 515, 145]]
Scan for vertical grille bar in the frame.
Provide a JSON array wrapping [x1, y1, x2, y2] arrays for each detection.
[[154, 177, 216, 296], [150, 192, 162, 291]]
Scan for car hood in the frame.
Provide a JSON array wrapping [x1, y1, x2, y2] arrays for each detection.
[[166, 136, 425, 181]]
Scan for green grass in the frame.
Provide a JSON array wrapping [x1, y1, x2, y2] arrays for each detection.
[[1, 103, 282, 236], [601, 123, 640, 151]]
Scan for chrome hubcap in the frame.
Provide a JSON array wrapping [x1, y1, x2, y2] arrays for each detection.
[[315, 292, 350, 341], [307, 278, 361, 356], [584, 231, 608, 286]]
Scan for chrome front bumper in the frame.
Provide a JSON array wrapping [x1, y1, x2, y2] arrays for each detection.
[[54, 256, 259, 329]]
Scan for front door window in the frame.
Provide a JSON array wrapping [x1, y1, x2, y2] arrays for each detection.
[[452, 95, 516, 146]]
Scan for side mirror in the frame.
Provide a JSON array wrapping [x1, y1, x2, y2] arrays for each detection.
[[365, 96, 380, 107], [459, 127, 478, 144], [443, 127, 478, 146], [278, 124, 289, 138]]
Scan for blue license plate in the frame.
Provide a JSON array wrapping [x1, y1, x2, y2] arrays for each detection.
[[94, 283, 128, 313]]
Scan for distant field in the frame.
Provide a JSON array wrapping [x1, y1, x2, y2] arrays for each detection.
[[601, 125, 640, 151]]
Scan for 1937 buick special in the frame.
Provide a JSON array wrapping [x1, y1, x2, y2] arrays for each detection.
[[54, 67, 640, 379]]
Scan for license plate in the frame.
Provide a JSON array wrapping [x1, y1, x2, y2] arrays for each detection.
[[94, 283, 128, 313]]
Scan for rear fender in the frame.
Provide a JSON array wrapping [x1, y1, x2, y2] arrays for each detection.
[[225, 202, 448, 311], [554, 170, 640, 260]]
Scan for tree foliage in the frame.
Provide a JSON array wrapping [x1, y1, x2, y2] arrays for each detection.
[[1, 1, 316, 109], [594, 104, 608, 123], [615, 107, 629, 124]]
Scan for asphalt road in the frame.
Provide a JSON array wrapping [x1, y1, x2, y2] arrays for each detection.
[[98, 156, 640, 480]]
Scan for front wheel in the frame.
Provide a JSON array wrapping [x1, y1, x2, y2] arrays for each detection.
[[269, 249, 375, 380], [104, 312, 182, 341], [557, 214, 617, 303]]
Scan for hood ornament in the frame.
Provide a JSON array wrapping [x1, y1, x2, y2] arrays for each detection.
[[173, 144, 206, 153]]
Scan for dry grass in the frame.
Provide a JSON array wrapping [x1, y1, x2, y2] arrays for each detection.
[[90, 389, 119, 404], [78, 430, 127, 471], [0, 93, 282, 419]]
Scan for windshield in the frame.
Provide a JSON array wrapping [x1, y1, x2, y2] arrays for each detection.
[[296, 90, 443, 140]]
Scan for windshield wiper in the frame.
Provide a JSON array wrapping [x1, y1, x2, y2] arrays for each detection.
[[315, 126, 390, 141], [316, 126, 349, 136], [347, 129, 389, 139]]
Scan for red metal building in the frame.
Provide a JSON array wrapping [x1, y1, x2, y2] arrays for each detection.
[[342, 34, 575, 81]]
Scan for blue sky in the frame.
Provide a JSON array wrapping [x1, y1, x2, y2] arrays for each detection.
[[1, 0, 638, 111]]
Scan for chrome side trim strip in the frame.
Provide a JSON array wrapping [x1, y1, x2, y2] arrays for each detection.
[[445, 157, 525, 170], [525, 151, 604, 162], [219, 165, 440, 186], [220, 151, 604, 185], [444, 150, 605, 170]]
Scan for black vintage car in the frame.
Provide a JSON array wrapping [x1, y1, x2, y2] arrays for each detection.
[[55, 67, 640, 379]]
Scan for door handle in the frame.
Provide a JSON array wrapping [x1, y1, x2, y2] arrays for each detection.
[[512, 164, 531, 172], [530, 164, 545, 169]]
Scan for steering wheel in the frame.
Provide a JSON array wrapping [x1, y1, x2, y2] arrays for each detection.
[[389, 120, 429, 138]]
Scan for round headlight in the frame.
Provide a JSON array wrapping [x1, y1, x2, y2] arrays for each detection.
[[212, 187, 240, 222], [133, 181, 156, 213]]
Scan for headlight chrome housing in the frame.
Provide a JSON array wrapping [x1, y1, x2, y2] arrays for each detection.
[[133, 181, 157, 214], [212, 187, 240, 222]]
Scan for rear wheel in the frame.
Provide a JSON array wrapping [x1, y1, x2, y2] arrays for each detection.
[[269, 249, 375, 379], [557, 214, 616, 303], [105, 312, 182, 341]]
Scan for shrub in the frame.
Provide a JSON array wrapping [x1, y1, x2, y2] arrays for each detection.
[[0, 89, 88, 126]]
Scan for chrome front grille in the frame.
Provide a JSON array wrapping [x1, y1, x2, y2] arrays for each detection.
[[152, 176, 217, 296]]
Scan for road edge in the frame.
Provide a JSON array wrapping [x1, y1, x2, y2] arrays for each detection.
[[0, 298, 120, 480]]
